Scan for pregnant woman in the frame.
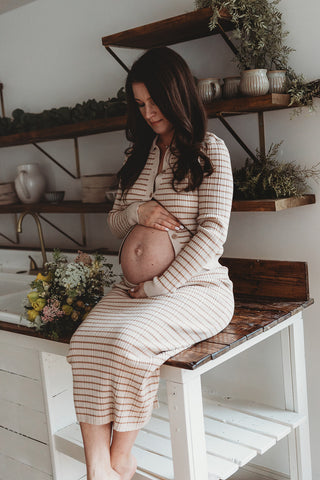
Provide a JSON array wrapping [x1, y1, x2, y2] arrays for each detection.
[[67, 47, 234, 480]]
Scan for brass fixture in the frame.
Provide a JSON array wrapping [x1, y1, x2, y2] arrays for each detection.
[[16, 211, 48, 274]]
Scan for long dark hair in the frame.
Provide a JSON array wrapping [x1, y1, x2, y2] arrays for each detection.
[[118, 47, 212, 194]]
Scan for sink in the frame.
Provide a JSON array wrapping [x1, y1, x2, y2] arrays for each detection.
[[0, 272, 35, 325], [0, 272, 32, 296]]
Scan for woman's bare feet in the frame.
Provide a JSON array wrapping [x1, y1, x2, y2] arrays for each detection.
[[111, 454, 137, 480], [86, 466, 121, 480]]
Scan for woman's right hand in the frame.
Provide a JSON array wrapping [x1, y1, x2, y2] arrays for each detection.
[[138, 201, 183, 231]]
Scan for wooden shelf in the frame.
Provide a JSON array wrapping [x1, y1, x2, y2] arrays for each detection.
[[102, 8, 233, 50], [0, 95, 292, 148], [232, 195, 316, 212], [0, 195, 315, 215], [207, 93, 291, 115], [0, 116, 127, 148], [0, 201, 112, 214]]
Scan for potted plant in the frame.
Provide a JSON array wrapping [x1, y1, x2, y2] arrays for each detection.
[[233, 142, 320, 200], [195, 0, 294, 95]]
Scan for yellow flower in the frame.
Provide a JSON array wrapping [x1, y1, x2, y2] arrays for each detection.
[[31, 298, 47, 312], [27, 291, 39, 304], [66, 297, 74, 305], [62, 304, 73, 316], [36, 272, 51, 283], [27, 309, 39, 322], [71, 311, 79, 321]]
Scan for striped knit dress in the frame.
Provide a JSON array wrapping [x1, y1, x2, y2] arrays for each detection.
[[67, 132, 234, 432]]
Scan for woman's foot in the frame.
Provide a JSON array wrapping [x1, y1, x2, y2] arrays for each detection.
[[111, 454, 137, 480], [86, 466, 121, 480]]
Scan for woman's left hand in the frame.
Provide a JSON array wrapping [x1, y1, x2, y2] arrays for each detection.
[[128, 283, 147, 298]]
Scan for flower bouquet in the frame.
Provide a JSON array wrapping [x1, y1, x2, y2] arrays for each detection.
[[24, 250, 116, 340]]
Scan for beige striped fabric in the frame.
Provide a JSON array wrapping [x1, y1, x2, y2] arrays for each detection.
[[67, 132, 234, 431]]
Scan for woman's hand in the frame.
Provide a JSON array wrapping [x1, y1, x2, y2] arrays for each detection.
[[138, 201, 183, 231], [128, 283, 147, 298]]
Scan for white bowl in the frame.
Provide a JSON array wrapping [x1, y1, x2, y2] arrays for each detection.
[[44, 191, 65, 204]]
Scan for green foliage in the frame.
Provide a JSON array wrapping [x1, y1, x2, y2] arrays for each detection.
[[195, 0, 320, 109], [233, 142, 320, 200], [195, 0, 293, 70], [0, 88, 127, 136]]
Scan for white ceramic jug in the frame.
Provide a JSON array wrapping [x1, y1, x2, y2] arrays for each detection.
[[15, 163, 46, 204]]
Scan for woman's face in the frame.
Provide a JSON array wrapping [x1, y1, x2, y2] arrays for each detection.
[[132, 82, 174, 140]]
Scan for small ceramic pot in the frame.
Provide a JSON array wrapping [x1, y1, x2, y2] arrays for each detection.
[[197, 78, 222, 103], [223, 76, 241, 98], [240, 69, 270, 97], [14, 163, 46, 204], [267, 70, 287, 93]]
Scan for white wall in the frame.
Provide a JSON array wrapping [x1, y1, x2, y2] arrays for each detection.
[[0, 0, 319, 477]]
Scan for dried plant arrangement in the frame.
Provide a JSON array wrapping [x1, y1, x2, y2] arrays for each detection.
[[233, 142, 320, 200]]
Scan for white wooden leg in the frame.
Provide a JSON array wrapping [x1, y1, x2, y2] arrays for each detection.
[[280, 313, 312, 480], [166, 373, 208, 480]]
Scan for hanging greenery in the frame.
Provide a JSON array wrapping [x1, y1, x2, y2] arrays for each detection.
[[0, 88, 126, 136], [233, 143, 320, 200]]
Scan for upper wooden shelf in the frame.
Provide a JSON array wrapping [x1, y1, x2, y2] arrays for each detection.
[[0, 95, 291, 148], [0, 195, 315, 215], [101, 8, 234, 50], [0, 116, 127, 148]]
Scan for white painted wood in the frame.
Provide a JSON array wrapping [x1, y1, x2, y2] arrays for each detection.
[[202, 398, 291, 440], [0, 453, 52, 480], [0, 426, 51, 474], [0, 397, 49, 443], [132, 445, 174, 480], [207, 453, 239, 479], [281, 316, 312, 480], [136, 430, 172, 458], [205, 433, 256, 467], [204, 417, 275, 454], [166, 375, 208, 480], [209, 394, 305, 428], [0, 340, 41, 379], [40, 352, 85, 480], [0, 370, 45, 411], [0, 328, 70, 356], [154, 401, 257, 466]]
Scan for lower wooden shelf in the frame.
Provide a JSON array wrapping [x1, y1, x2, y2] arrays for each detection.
[[54, 392, 305, 480], [0, 194, 315, 214]]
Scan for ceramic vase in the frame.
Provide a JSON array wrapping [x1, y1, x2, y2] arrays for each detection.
[[223, 76, 241, 98], [15, 163, 46, 204], [267, 70, 287, 93], [239, 69, 270, 97], [197, 78, 222, 103]]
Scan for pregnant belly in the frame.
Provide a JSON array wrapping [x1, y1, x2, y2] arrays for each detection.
[[120, 225, 175, 284]]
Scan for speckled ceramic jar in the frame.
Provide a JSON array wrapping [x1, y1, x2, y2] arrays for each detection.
[[267, 70, 287, 93], [223, 76, 241, 98], [240, 69, 270, 97]]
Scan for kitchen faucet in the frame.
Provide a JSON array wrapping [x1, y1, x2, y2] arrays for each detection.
[[16, 211, 48, 274]]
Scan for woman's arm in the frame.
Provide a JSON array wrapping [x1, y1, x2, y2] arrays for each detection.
[[143, 135, 233, 297], [107, 188, 144, 239]]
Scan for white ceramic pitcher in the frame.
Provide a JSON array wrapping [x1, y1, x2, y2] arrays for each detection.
[[14, 163, 46, 204]]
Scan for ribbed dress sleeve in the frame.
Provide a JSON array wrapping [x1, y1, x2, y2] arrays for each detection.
[[107, 188, 144, 239], [143, 136, 233, 297]]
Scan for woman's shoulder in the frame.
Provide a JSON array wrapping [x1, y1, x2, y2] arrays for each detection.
[[202, 131, 226, 149], [201, 132, 229, 158]]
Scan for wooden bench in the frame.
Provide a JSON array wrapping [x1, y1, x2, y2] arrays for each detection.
[[0, 258, 313, 480]]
